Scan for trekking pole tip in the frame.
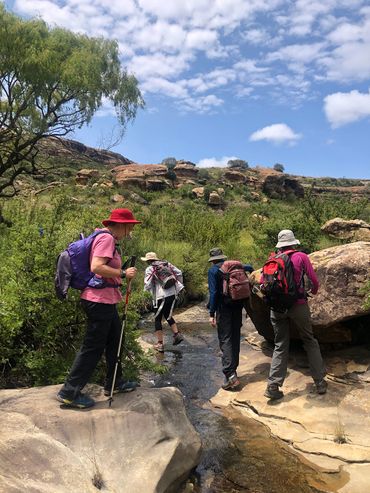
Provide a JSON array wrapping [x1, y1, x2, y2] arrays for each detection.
[[108, 397, 113, 408]]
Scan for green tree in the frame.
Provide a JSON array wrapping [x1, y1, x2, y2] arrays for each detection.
[[0, 5, 144, 197], [273, 163, 285, 172], [161, 157, 177, 169], [227, 159, 249, 169]]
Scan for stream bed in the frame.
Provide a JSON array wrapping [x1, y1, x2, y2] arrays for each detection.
[[140, 323, 348, 493]]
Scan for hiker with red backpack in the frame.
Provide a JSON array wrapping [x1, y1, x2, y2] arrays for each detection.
[[207, 248, 253, 390], [142, 252, 184, 352], [57, 208, 141, 408], [261, 230, 327, 400]]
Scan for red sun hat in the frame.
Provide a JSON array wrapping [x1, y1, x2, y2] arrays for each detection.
[[102, 208, 141, 226]]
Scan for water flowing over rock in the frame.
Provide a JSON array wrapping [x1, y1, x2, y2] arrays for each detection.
[[321, 218, 370, 242], [0, 385, 201, 493]]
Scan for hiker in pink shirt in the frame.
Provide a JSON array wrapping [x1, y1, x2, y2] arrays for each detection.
[[57, 209, 141, 409], [264, 230, 327, 400]]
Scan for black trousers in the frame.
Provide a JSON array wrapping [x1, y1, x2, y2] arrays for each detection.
[[61, 300, 122, 396], [216, 303, 243, 378], [154, 295, 176, 331]]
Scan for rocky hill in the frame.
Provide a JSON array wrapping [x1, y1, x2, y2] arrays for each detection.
[[23, 136, 369, 204]]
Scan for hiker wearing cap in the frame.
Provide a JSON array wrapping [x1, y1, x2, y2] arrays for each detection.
[[207, 248, 253, 391], [142, 252, 184, 352], [264, 229, 327, 400], [57, 208, 141, 408]]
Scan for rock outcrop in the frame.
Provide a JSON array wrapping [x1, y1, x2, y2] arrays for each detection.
[[112, 164, 168, 190], [262, 174, 304, 199], [321, 218, 370, 242], [309, 241, 370, 328], [208, 191, 222, 206], [247, 242, 370, 342], [38, 136, 133, 166], [173, 163, 199, 180], [212, 319, 370, 493], [223, 169, 246, 183], [76, 168, 100, 185], [0, 385, 201, 493]]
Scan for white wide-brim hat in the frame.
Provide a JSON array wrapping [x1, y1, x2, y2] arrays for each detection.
[[140, 251, 160, 262], [276, 229, 300, 248]]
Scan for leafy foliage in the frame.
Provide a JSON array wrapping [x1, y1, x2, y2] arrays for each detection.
[[1, 181, 368, 388], [0, 5, 144, 196], [273, 163, 285, 172], [227, 159, 249, 169]]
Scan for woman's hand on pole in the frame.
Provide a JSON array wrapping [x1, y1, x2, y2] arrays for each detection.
[[125, 267, 137, 280]]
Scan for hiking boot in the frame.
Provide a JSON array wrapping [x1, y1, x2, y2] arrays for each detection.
[[315, 379, 328, 395], [104, 380, 139, 397], [154, 341, 164, 352], [264, 384, 284, 400], [57, 391, 95, 409], [173, 332, 184, 346], [221, 373, 240, 390]]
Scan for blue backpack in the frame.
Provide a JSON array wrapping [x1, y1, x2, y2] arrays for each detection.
[[55, 230, 119, 300]]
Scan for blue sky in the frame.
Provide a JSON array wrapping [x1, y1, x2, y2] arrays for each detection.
[[4, 0, 370, 178]]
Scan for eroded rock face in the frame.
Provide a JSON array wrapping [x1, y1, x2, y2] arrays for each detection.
[[192, 186, 205, 198], [321, 218, 370, 242], [173, 164, 199, 179], [208, 191, 222, 206], [223, 169, 246, 183], [76, 169, 100, 185], [112, 164, 168, 190], [0, 385, 201, 493], [262, 174, 304, 199], [309, 241, 370, 328]]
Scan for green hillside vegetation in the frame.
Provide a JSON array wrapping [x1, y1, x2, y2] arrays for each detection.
[[1, 180, 369, 389]]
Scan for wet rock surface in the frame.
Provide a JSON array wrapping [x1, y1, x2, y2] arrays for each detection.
[[141, 305, 351, 492], [213, 318, 370, 493]]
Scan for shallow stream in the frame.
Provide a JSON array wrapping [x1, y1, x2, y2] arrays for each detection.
[[141, 323, 348, 493]]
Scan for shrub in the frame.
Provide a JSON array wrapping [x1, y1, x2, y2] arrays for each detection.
[[273, 163, 285, 172], [227, 159, 249, 169]]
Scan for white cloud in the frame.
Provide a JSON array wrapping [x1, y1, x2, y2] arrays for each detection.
[[179, 94, 224, 113], [324, 89, 370, 127], [249, 123, 302, 144], [10, 0, 370, 115], [197, 156, 239, 168]]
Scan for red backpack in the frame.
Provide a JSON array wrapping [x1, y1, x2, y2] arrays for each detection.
[[261, 250, 301, 311], [220, 260, 250, 302]]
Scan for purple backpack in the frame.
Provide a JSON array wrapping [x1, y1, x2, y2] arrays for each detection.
[[55, 230, 118, 300]]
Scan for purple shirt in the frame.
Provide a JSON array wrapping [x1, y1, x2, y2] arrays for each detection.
[[289, 251, 319, 304]]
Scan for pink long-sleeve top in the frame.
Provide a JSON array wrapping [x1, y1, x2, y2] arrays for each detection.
[[289, 251, 319, 304]]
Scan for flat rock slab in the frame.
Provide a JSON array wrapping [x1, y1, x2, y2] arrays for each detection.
[[0, 385, 201, 493], [211, 322, 370, 493]]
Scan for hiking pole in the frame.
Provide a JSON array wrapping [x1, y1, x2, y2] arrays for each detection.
[[108, 255, 137, 408]]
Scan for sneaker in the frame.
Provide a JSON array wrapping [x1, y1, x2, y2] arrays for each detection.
[[104, 380, 139, 397], [154, 341, 164, 352], [264, 384, 284, 400], [173, 332, 184, 345], [315, 379, 328, 395], [221, 373, 240, 390], [57, 391, 95, 409]]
